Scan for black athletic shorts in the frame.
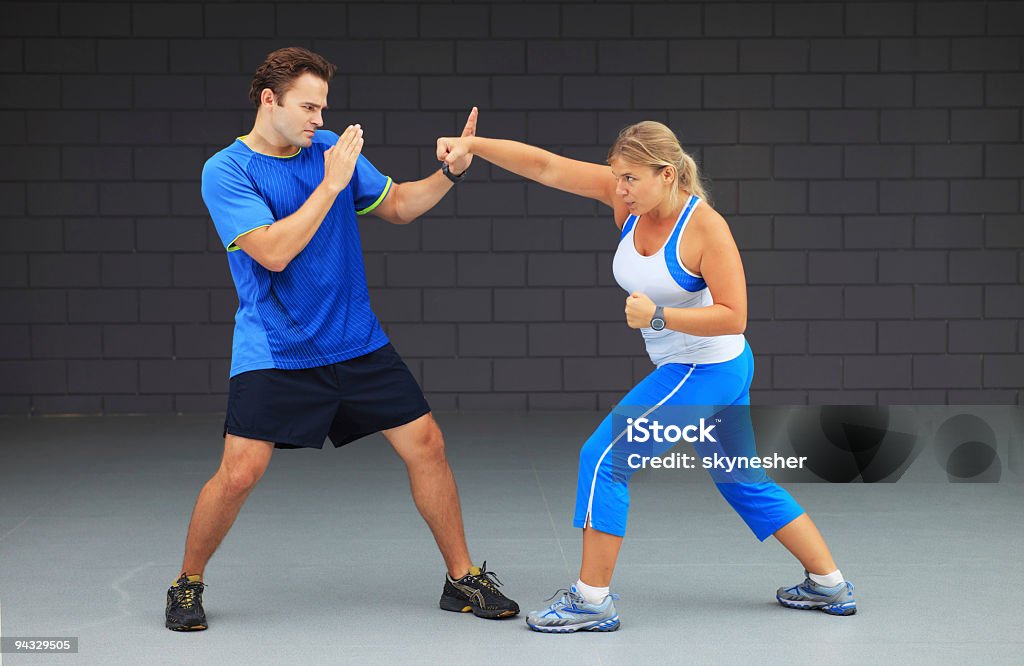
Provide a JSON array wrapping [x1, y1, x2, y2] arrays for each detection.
[[223, 343, 431, 450]]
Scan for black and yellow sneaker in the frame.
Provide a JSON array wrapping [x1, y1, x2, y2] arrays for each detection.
[[440, 561, 519, 619], [165, 573, 208, 631]]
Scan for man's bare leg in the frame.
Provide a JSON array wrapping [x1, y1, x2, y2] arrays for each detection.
[[179, 434, 275, 577], [382, 413, 473, 579]]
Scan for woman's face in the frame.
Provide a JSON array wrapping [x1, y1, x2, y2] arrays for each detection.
[[608, 157, 674, 217]]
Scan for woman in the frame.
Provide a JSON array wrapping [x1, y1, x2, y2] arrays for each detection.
[[437, 120, 856, 632]]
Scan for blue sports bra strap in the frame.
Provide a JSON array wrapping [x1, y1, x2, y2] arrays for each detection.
[[619, 214, 638, 240], [664, 195, 707, 291], [666, 195, 699, 253]]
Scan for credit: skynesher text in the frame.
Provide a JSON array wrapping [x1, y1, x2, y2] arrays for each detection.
[[627, 452, 808, 472]]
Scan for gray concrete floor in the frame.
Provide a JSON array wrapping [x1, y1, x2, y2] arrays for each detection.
[[1, 412, 1022, 665]]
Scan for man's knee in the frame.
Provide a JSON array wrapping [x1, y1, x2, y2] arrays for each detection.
[[218, 435, 272, 496], [219, 463, 265, 496], [404, 420, 447, 467]]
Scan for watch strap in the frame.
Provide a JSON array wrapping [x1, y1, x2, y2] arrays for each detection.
[[441, 161, 465, 183], [652, 305, 665, 329]]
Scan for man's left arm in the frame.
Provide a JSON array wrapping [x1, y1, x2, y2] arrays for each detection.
[[371, 107, 477, 225]]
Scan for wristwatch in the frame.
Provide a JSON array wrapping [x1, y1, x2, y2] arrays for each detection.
[[441, 161, 466, 183], [650, 306, 666, 331]]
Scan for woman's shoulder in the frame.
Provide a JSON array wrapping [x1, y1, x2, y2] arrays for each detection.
[[689, 198, 729, 236]]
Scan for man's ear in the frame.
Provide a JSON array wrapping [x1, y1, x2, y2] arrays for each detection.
[[260, 88, 275, 108]]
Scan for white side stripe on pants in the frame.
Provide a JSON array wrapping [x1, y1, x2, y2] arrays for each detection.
[[584, 364, 697, 529]]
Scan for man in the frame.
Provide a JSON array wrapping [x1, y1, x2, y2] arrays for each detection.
[[165, 47, 518, 631]]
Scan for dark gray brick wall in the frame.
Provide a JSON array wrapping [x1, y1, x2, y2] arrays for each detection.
[[1, 1, 1021, 414]]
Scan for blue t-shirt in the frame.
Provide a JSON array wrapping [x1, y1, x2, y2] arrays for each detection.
[[202, 129, 393, 377]]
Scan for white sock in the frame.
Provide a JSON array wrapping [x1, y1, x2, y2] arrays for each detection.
[[809, 569, 844, 588], [575, 579, 610, 605]]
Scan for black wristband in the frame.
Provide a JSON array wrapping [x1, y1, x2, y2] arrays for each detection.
[[441, 161, 466, 183]]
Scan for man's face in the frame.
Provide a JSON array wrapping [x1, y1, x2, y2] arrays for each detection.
[[266, 72, 328, 148]]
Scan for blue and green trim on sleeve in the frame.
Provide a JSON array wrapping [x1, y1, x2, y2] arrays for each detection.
[[356, 177, 393, 216]]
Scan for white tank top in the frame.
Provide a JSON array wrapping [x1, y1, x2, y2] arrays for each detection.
[[611, 195, 746, 366]]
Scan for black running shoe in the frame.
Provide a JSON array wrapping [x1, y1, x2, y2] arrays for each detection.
[[166, 573, 208, 631], [440, 562, 519, 619]]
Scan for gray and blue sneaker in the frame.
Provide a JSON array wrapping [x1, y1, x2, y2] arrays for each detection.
[[777, 571, 857, 616], [525, 585, 620, 633]]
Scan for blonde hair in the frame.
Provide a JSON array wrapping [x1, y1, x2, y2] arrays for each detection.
[[606, 121, 711, 207]]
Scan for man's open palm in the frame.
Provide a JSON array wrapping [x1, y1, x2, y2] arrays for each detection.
[[448, 107, 478, 175]]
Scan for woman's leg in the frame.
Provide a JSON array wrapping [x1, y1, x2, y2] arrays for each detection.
[[571, 363, 698, 584], [772, 513, 837, 575], [571, 355, 752, 588], [775, 513, 857, 615], [526, 365, 698, 632], [698, 346, 854, 612], [705, 403, 856, 612], [703, 406, 809, 542], [580, 526, 623, 587], [690, 345, 823, 550]]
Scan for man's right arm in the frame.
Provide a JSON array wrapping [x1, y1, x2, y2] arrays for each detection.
[[232, 183, 340, 273], [233, 124, 365, 273]]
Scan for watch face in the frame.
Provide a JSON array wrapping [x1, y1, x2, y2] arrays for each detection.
[[651, 318, 665, 331]]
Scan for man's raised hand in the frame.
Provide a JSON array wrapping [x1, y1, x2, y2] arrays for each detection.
[[322, 124, 364, 194], [437, 107, 478, 175]]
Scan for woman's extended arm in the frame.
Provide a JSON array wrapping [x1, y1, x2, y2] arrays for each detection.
[[437, 136, 619, 209]]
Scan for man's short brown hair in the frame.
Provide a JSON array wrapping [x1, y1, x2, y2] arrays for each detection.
[[248, 47, 337, 108]]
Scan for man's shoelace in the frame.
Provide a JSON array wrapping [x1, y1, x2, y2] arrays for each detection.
[[472, 561, 504, 593], [172, 582, 206, 610]]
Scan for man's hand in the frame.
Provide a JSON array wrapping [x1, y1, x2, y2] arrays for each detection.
[[437, 107, 478, 175], [449, 107, 477, 175], [625, 292, 657, 329], [322, 124, 364, 194]]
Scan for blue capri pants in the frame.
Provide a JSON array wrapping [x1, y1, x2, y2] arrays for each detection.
[[573, 342, 805, 540]]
